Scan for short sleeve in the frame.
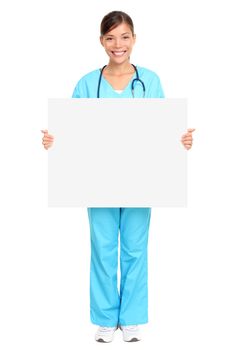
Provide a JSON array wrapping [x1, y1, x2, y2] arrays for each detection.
[[71, 70, 100, 98], [72, 80, 83, 98], [72, 77, 87, 98], [148, 74, 165, 98]]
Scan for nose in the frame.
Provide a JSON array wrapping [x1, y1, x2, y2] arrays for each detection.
[[115, 38, 122, 48]]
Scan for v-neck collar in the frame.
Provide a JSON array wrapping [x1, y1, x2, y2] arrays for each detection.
[[101, 68, 137, 95]]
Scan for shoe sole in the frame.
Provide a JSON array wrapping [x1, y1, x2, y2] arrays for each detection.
[[125, 338, 140, 342], [96, 338, 110, 343]]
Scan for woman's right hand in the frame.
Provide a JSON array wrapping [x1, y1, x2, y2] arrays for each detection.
[[41, 129, 54, 150]]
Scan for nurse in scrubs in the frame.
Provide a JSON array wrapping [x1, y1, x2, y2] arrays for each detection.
[[41, 10, 195, 343]]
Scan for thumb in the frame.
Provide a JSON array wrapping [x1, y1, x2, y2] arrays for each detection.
[[41, 129, 48, 134], [187, 128, 196, 133]]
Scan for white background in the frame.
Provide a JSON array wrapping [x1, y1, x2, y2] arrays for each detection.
[[0, 0, 232, 349]]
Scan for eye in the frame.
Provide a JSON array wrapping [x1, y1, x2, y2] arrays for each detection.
[[123, 36, 130, 39], [106, 37, 113, 41]]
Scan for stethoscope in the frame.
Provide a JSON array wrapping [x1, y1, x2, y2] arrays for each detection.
[[97, 64, 145, 98]]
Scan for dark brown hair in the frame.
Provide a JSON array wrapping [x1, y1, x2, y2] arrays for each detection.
[[100, 11, 134, 36]]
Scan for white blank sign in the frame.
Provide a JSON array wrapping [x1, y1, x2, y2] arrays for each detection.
[[48, 98, 187, 207]]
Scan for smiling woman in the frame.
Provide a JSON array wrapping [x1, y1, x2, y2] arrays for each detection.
[[71, 11, 165, 98], [100, 12, 135, 66], [100, 22, 136, 89], [41, 9, 195, 344], [99, 12, 136, 87]]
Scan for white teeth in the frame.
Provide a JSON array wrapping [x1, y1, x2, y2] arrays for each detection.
[[112, 51, 125, 56]]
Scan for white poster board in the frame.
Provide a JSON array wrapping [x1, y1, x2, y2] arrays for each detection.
[[48, 98, 187, 207]]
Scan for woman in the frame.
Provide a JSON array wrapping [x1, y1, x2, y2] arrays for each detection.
[[42, 11, 195, 343]]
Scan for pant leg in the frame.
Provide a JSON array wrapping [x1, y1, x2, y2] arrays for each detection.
[[87, 208, 120, 326], [118, 208, 151, 325]]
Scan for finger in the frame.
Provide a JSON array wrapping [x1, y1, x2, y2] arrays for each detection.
[[181, 135, 190, 141], [187, 128, 196, 133], [184, 144, 191, 150], [42, 139, 52, 145], [181, 138, 192, 144], [183, 136, 193, 141], [43, 134, 53, 139], [183, 137, 192, 141], [182, 134, 192, 138]]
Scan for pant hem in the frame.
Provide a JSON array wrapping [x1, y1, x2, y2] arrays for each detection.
[[91, 319, 149, 327], [91, 319, 119, 327]]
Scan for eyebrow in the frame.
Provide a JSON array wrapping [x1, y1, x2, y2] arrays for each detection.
[[105, 32, 131, 37]]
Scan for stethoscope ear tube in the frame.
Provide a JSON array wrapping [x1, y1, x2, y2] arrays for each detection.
[[97, 64, 145, 98], [97, 65, 107, 98]]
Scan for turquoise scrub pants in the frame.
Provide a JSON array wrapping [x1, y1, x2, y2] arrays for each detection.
[[87, 208, 151, 327]]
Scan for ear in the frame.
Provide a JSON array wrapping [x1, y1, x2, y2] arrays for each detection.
[[100, 36, 104, 46], [133, 33, 136, 44]]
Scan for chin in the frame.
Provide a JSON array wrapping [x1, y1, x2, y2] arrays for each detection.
[[110, 57, 130, 65]]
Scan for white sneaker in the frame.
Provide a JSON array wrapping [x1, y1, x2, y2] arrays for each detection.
[[120, 325, 141, 342], [95, 326, 118, 343]]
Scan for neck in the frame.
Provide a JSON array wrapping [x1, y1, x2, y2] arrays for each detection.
[[106, 60, 133, 74]]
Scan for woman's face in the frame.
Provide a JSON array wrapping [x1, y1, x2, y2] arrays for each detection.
[[100, 22, 136, 64]]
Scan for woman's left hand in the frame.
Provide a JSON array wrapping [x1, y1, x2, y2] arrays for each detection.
[[181, 128, 196, 150]]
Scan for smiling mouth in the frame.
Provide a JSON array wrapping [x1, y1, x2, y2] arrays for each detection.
[[111, 51, 127, 57]]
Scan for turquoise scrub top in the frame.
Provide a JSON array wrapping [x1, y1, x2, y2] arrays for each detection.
[[72, 66, 164, 98]]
